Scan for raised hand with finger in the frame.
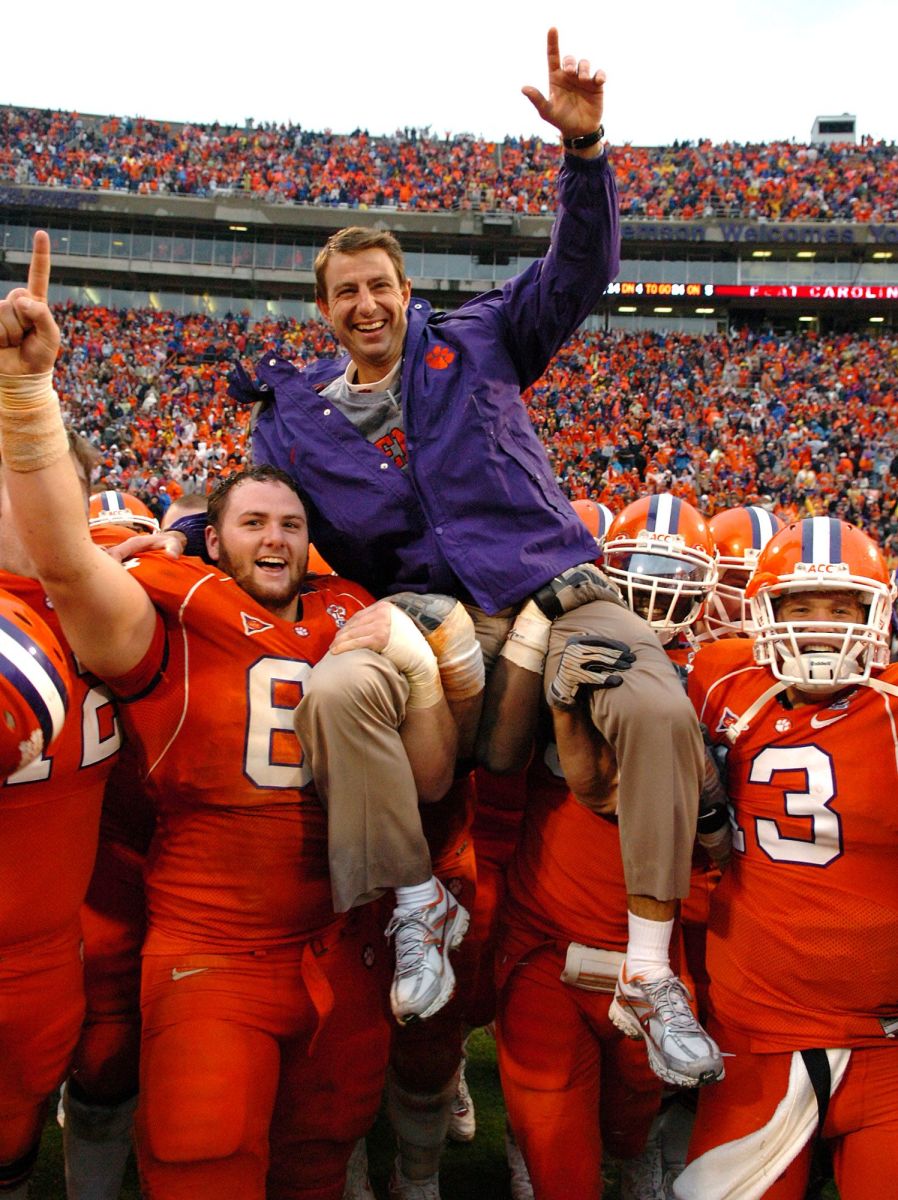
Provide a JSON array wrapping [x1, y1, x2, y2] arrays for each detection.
[[0, 230, 60, 377], [0, 230, 69, 475], [522, 26, 606, 157]]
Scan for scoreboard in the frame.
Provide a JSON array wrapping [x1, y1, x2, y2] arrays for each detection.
[[605, 281, 898, 302]]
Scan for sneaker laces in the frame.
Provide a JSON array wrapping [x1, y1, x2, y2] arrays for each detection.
[[641, 975, 701, 1032], [385, 908, 440, 981]]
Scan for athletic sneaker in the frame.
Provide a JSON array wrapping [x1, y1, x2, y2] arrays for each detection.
[[342, 1137, 375, 1200], [385, 881, 470, 1025], [447, 1057, 476, 1142], [609, 968, 724, 1088], [388, 1158, 442, 1200], [505, 1120, 535, 1200]]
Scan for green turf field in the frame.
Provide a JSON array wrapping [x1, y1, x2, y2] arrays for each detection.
[[32, 1028, 840, 1198]]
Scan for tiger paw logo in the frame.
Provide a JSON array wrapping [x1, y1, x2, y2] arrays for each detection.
[[327, 604, 348, 628], [425, 344, 455, 370]]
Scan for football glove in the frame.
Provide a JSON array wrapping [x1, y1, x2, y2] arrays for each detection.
[[547, 634, 636, 709], [532, 562, 624, 620]]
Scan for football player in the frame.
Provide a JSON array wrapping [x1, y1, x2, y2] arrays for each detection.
[[701, 506, 784, 640], [61, 501, 163, 1200], [598, 494, 726, 1195], [88, 490, 160, 535], [550, 494, 724, 1089], [0, 437, 121, 1200], [494, 690, 664, 1200], [676, 517, 898, 1199]]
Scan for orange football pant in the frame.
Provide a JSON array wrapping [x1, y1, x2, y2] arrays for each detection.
[[686, 1030, 898, 1200], [135, 913, 391, 1200], [0, 927, 84, 1165], [496, 929, 662, 1200]]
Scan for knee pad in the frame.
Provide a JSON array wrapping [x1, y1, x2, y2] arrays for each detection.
[[139, 1020, 265, 1164]]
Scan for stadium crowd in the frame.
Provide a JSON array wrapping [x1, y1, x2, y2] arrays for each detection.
[[51, 301, 898, 567], [3, 105, 898, 219], [2, 30, 897, 1200]]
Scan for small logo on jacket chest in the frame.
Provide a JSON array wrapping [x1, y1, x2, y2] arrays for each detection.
[[425, 345, 456, 370]]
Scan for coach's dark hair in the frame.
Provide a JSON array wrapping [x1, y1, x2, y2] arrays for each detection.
[[207, 465, 307, 529], [314, 226, 407, 301]]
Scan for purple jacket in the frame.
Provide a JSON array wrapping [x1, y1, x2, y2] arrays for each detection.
[[239, 152, 620, 613]]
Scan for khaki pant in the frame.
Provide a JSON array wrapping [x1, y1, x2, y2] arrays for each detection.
[[545, 602, 703, 901], [296, 649, 432, 912], [297, 599, 703, 913]]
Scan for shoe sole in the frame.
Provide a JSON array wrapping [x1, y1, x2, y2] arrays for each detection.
[[394, 904, 470, 1027], [608, 996, 725, 1089]]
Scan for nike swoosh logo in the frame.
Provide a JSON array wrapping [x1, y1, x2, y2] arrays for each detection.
[[171, 967, 209, 981], [809, 712, 848, 729]]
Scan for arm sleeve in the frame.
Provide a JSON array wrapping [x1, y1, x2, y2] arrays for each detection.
[[105, 611, 168, 701], [497, 152, 620, 389]]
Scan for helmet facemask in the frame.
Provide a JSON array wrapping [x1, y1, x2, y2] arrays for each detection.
[[603, 536, 718, 644], [702, 554, 759, 639], [750, 576, 893, 693]]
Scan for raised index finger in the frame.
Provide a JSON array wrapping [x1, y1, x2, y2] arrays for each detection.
[[28, 230, 51, 302], [545, 26, 560, 74]]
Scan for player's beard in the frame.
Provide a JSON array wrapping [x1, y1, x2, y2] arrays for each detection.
[[215, 542, 308, 619]]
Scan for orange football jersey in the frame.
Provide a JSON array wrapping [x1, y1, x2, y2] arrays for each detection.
[[109, 553, 371, 955], [689, 639, 898, 1051], [504, 747, 628, 950], [0, 570, 122, 950]]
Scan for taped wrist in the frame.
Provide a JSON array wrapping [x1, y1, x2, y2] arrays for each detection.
[[382, 605, 444, 710], [388, 593, 485, 701], [426, 602, 484, 701], [499, 599, 552, 675], [0, 370, 69, 472]]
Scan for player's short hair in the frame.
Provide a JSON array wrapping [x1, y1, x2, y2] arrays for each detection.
[[207, 465, 306, 530], [314, 227, 407, 301], [160, 491, 208, 528]]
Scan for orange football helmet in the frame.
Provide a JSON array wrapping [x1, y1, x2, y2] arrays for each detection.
[[602, 494, 718, 643], [746, 517, 894, 692], [89, 490, 160, 534], [571, 499, 616, 548], [306, 543, 335, 576], [0, 590, 71, 778], [703, 506, 785, 638]]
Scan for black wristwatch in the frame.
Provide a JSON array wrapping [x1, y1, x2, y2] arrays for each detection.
[[562, 125, 604, 151]]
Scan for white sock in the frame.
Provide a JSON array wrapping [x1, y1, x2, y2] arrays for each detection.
[[394, 876, 442, 912], [625, 913, 673, 982]]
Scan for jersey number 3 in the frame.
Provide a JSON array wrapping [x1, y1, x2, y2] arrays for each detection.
[[738, 744, 843, 867]]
